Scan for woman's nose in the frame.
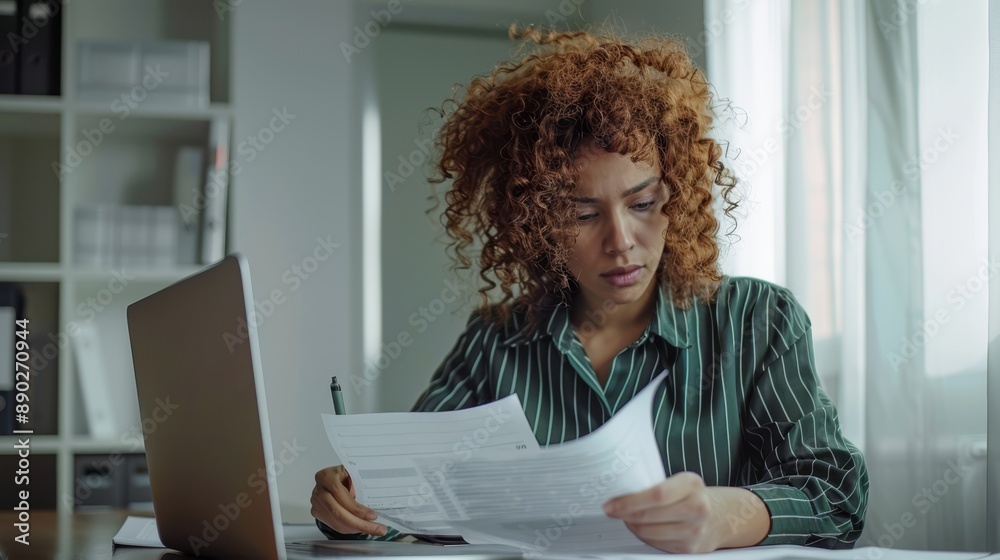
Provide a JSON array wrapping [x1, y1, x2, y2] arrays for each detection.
[[604, 213, 635, 254]]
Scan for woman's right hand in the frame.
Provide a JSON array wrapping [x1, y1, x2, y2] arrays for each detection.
[[311, 465, 387, 536]]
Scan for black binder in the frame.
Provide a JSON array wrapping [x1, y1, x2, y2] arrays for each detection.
[[16, 0, 60, 96], [0, 0, 17, 94]]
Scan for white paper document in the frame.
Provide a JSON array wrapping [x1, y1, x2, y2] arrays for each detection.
[[323, 392, 541, 538], [321, 371, 670, 554], [113, 515, 165, 547], [112, 515, 330, 553]]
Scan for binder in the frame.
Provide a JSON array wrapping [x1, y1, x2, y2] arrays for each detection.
[[0, 0, 17, 94], [16, 0, 61, 95], [172, 146, 205, 266], [200, 118, 230, 264], [73, 453, 125, 508], [0, 282, 24, 436], [72, 322, 117, 439]]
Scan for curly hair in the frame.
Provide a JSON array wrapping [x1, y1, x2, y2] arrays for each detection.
[[427, 24, 740, 338]]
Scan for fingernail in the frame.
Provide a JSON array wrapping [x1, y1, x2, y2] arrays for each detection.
[[378, 526, 387, 536], [603, 503, 616, 515], [367, 512, 378, 521]]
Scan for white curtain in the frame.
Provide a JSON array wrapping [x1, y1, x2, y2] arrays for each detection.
[[707, 0, 990, 551], [988, 0, 1000, 550]]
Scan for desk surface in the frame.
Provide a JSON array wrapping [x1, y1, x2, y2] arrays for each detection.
[[0, 509, 137, 560], [3, 510, 998, 560], [0, 510, 524, 560]]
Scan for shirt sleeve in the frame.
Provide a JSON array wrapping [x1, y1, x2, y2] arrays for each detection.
[[410, 311, 492, 412], [739, 288, 869, 548], [319, 312, 490, 541], [316, 518, 404, 541]]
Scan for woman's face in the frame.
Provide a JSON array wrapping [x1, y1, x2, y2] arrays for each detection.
[[566, 142, 669, 313]]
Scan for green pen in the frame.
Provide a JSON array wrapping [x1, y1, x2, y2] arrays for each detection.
[[330, 376, 346, 415], [328, 374, 466, 545]]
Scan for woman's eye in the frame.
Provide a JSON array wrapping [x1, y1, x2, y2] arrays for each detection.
[[577, 213, 597, 222], [632, 199, 655, 211]]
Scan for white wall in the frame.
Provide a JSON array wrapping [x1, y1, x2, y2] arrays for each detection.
[[230, 0, 360, 523], [583, 0, 707, 72], [372, 28, 519, 414]]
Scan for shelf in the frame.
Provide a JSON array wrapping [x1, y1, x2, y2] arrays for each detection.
[[0, 263, 64, 282], [68, 438, 144, 454], [0, 435, 62, 453], [71, 265, 203, 283], [73, 102, 231, 121], [0, 95, 65, 114], [72, 113, 212, 142], [0, 436, 145, 454], [0, 111, 61, 136], [0, 0, 236, 514]]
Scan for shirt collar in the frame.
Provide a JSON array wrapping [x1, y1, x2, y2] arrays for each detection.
[[500, 281, 695, 350]]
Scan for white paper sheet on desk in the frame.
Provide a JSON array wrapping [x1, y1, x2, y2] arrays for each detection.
[[113, 515, 165, 547], [322, 393, 541, 538], [410, 370, 669, 554]]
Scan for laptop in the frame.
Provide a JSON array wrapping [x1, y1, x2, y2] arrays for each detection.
[[127, 254, 289, 560], [126, 253, 525, 560]]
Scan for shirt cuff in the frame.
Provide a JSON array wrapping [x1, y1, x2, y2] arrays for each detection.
[[743, 483, 818, 546], [315, 518, 403, 541]]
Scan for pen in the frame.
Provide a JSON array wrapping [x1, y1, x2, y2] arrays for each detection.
[[326, 375, 466, 546], [328, 375, 468, 545], [330, 376, 346, 415]]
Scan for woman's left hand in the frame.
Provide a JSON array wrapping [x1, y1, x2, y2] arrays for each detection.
[[602, 471, 771, 554]]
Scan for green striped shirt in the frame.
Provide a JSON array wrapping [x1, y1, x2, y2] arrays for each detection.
[[320, 276, 868, 548]]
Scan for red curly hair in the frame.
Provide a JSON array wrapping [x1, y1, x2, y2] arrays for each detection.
[[428, 24, 739, 338]]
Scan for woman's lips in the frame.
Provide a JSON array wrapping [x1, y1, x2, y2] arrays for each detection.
[[601, 266, 643, 287]]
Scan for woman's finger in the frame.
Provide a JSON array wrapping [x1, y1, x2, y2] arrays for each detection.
[[311, 484, 387, 536], [316, 468, 378, 526]]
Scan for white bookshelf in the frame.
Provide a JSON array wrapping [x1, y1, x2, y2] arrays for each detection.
[[0, 0, 232, 514]]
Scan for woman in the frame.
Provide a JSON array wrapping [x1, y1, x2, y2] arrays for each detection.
[[312, 25, 868, 554]]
